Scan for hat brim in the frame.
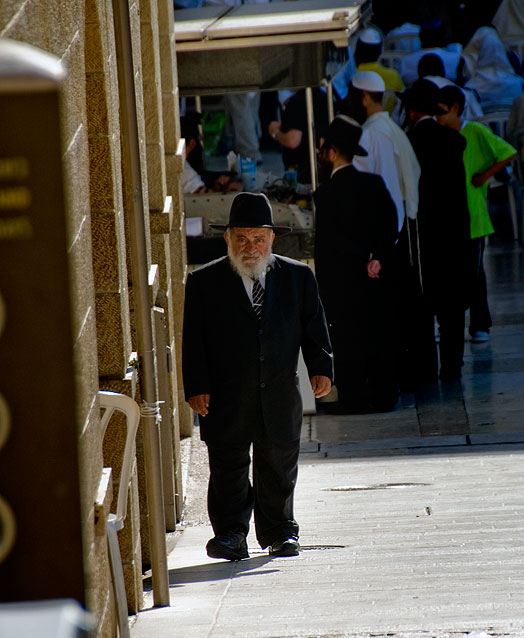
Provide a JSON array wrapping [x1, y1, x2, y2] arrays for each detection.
[[397, 89, 447, 116], [354, 144, 368, 157], [209, 223, 292, 236]]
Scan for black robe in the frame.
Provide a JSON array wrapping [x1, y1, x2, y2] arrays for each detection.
[[407, 117, 470, 305], [313, 164, 399, 407], [406, 117, 471, 378]]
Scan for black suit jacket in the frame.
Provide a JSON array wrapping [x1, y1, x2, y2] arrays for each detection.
[[313, 165, 398, 322], [182, 255, 333, 445]]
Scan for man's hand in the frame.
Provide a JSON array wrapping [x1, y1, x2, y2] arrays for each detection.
[[367, 259, 382, 279], [471, 172, 488, 188], [268, 121, 281, 137], [189, 393, 210, 417], [310, 375, 332, 398], [213, 175, 243, 192]]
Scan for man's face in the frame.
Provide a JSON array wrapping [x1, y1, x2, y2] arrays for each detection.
[[225, 227, 275, 277]]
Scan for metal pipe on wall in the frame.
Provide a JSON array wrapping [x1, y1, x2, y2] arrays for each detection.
[[327, 82, 335, 123], [112, 0, 170, 608], [305, 86, 317, 193]]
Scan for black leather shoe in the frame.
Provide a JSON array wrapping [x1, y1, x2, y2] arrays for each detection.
[[268, 538, 300, 557], [206, 532, 249, 561]]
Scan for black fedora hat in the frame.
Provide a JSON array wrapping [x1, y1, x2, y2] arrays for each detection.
[[398, 78, 446, 116], [323, 115, 368, 158], [210, 192, 292, 236]]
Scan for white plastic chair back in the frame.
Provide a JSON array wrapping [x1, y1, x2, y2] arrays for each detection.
[[476, 111, 510, 139], [384, 32, 420, 52], [99, 390, 140, 527], [99, 390, 140, 638], [378, 50, 405, 74]]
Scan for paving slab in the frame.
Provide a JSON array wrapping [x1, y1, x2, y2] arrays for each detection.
[[132, 443, 524, 638]]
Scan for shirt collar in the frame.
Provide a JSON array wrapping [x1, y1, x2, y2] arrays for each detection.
[[331, 162, 351, 178]]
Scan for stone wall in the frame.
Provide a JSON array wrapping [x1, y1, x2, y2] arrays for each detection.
[[0, 0, 188, 635]]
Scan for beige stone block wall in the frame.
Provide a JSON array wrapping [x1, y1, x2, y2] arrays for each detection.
[[158, 0, 192, 437], [1, 0, 190, 631], [147, 0, 187, 520], [86, 0, 132, 380], [0, 0, 132, 634]]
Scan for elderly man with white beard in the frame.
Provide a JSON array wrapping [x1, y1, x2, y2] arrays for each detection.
[[182, 192, 333, 561]]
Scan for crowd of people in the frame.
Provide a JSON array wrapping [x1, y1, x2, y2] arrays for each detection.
[[284, 6, 521, 413]]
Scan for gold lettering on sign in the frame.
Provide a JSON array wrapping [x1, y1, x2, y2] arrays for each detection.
[[0, 187, 31, 210], [0, 157, 29, 180], [0, 216, 33, 239]]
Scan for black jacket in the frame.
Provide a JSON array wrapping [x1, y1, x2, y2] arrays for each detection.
[[313, 164, 398, 321], [182, 254, 333, 445], [407, 117, 470, 302]]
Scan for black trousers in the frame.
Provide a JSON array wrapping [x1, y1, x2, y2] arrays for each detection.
[[468, 236, 492, 334], [206, 437, 300, 549], [398, 222, 467, 382], [326, 267, 399, 409]]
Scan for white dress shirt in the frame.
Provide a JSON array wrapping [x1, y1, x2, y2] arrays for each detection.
[[241, 272, 266, 303], [182, 160, 205, 194], [353, 126, 405, 231], [362, 111, 421, 224]]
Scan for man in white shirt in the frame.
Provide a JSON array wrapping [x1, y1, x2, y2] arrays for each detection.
[[347, 71, 420, 233]]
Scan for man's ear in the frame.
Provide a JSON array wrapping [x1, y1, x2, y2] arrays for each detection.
[[452, 103, 461, 116], [327, 147, 337, 162]]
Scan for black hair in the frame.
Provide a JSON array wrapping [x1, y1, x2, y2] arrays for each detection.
[[180, 111, 201, 143], [367, 90, 385, 104], [320, 138, 355, 162], [438, 85, 465, 116], [355, 40, 382, 65], [418, 53, 445, 78], [420, 19, 446, 48], [180, 111, 204, 173]]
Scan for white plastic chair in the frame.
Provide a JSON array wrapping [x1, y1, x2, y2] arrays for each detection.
[[383, 32, 420, 53], [378, 50, 406, 74], [476, 112, 519, 241], [99, 390, 141, 638]]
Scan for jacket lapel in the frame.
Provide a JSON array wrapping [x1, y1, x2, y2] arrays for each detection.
[[261, 257, 281, 323]]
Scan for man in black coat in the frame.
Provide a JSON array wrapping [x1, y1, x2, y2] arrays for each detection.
[[314, 115, 399, 414], [182, 192, 333, 561], [403, 79, 470, 381]]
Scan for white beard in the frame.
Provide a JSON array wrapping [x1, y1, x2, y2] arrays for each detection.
[[228, 245, 275, 279]]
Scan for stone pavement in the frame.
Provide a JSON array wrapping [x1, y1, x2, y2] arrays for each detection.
[[131, 238, 524, 638]]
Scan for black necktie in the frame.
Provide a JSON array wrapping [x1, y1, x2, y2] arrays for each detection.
[[252, 278, 264, 319]]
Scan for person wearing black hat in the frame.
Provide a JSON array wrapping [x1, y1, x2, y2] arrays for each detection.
[[402, 79, 471, 382], [182, 192, 333, 561], [314, 115, 399, 414]]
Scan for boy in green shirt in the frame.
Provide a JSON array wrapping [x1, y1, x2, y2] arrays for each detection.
[[436, 85, 517, 343]]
